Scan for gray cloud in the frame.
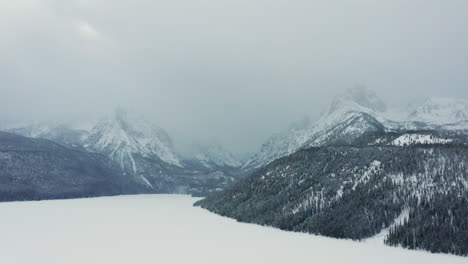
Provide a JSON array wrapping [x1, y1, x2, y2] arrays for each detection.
[[1, 0, 468, 153]]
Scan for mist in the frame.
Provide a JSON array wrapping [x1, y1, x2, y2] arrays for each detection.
[[1, 0, 468, 153]]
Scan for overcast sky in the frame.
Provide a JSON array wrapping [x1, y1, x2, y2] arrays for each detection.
[[1, 0, 468, 153]]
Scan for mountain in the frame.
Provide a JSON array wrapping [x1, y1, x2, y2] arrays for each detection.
[[7, 123, 57, 138], [184, 143, 242, 169], [82, 108, 182, 172], [242, 117, 312, 170], [196, 130, 468, 256], [5, 109, 183, 173], [0, 132, 147, 202], [244, 89, 468, 171], [7, 123, 89, 150], [201, 90, 468, 255], [302, 112, 385, 147], [324, 86, 387, 116], [408, 97, 468, 125], [80, 108, 240, 194], [3, 109, 241, 195], [243, 87, 388, 170]]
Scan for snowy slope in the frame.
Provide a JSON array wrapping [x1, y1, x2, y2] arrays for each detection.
[[242, 117, 312, 169], [7, 123, 89, 150], [3, 110, 240, 194], [7, 123, 57, 138], [83, 108, 182, 173], [409, 97, 468, 125], [243, 87, 387, 170], [0, 132, 146, 201], [0, 195, 465, 264], [187, 143, 242, 168], [244, 89, 468, 170], [390, 134, 453, 146]]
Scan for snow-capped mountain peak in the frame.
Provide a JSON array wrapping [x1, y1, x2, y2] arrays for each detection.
[[408, 97, 468, 125], [325, 87, 387, 117], [243, 88, 388, 170], [83, 108, 182, 172]]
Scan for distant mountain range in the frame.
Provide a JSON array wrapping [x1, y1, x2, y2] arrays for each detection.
[[2, 108, 244, 197]]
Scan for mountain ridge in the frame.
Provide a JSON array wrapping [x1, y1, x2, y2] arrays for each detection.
[[243, 89, 468, 170], [0, 131, 148, 202]]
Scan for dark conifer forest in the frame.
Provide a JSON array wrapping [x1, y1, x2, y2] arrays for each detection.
[[196, 132, 468, 256]]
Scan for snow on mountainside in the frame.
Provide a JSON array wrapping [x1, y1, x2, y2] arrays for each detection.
[[390, 134, 453, 146], [7, 123, 89, 150], [188, 143, 242, 168], [83, 108, 182, 173], [199, 136, 468, 255], [409, 97, 468, 125], [2, 111, 241, 195], [242, 117, 312, 169], [243, 88, 468, 170], [324, 86, 386, 116], [7, 123, 56, 138], [243, 87, 387, 170], [0, 131, 146, 202]]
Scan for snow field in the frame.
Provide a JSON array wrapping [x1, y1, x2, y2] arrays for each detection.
[[0, 195, 465, 264]]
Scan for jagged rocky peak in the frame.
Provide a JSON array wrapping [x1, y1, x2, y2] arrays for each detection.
[[408, 97, 468, 125], [84, 107, 182, 169], [326, 86, 387, 116], [242, 88, 389, 170]]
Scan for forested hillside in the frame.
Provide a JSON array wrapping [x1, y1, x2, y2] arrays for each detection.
[[196, 133, 468, 255], [0, 132, 148, 201]]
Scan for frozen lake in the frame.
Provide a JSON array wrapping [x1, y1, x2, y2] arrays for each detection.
[[0, 194, 465, 264]]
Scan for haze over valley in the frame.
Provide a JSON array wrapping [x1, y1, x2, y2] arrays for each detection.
[[1, 1, 467, 262]]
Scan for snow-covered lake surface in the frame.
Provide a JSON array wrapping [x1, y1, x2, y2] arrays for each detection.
[[0, 195, 465, 264]]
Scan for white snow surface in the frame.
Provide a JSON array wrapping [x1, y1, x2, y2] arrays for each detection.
[[409, 97, 468, 125], [0, 195, 465, 264], [140, 175, 154, 189], [392, 134, 453, 146], [366, 208, 410, 245]]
